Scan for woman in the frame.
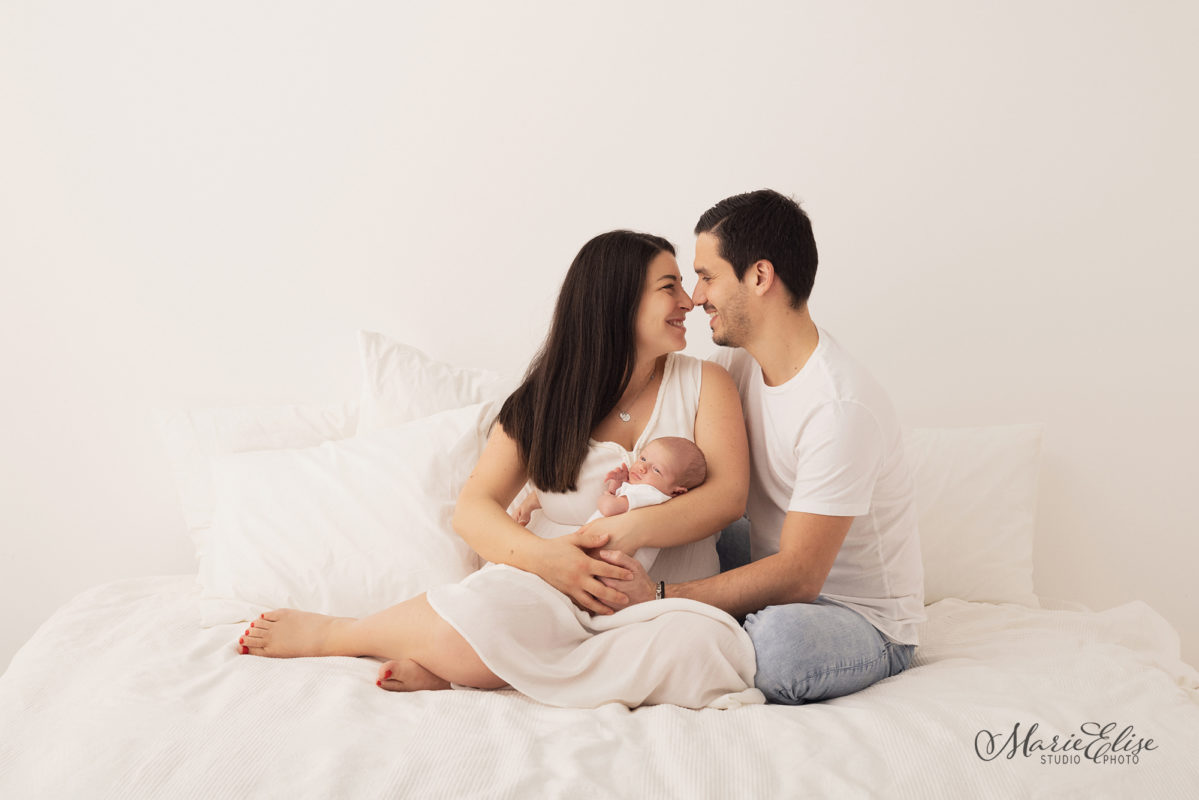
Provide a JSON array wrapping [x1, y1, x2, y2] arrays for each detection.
[[239, 231, 754, 707]]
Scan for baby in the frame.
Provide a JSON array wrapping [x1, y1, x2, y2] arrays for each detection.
[[512, 436, 707, 571]]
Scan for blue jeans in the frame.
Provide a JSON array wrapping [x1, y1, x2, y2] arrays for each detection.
[[718, 519, 916, 705], [744, 599, 914, 704]]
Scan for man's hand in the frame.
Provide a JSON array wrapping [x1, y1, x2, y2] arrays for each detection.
[[595, 549, 656, 609]]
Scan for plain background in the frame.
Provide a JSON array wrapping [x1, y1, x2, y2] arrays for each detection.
[[2, 1, 1197, 673]]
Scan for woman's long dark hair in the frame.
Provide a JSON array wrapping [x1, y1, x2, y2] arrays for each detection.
[[497, 230, 675, 493]]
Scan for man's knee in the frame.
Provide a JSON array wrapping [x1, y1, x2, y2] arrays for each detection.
[[743, 605, 815, 704], [752, 655, 809, 705], [743, 602, 895, 705]]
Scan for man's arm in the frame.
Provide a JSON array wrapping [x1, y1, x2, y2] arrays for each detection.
[[602, 393, 884, 614], [600, 510, 852, 618]]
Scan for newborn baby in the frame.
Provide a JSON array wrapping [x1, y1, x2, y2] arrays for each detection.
[[512, 436, 707, 571]]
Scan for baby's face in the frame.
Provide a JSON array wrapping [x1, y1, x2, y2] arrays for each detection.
[[628, 442, 684, 495]]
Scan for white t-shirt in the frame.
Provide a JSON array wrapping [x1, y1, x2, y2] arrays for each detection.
[[587, 482, 672, 571], [710, 329, 925, 644]]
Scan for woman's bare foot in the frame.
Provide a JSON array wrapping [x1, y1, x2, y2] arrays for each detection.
[[376, 659, 451, 693], [238, 609, 357, 658]]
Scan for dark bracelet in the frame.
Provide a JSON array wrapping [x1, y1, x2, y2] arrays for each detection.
[[655, 581, 665, 600]]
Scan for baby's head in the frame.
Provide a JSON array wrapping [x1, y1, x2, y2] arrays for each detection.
[[629, 437, 707, 497]]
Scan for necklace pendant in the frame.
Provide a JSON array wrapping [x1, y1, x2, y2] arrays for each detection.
[[619, 411, 631, 422]]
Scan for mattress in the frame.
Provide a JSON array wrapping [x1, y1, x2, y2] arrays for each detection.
[[1, 575, 1197, 798]]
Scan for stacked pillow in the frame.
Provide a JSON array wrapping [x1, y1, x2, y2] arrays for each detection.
[[157, 332, 1044, 626], [905, 424, 1042, 607], [157, 331, 511, 626]]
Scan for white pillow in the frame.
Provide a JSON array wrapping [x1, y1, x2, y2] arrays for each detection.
[[154, 402, 358, 549], [906, 424, 1043, 607], [357, 330, 511, 434], [197, 401, 496, 626]]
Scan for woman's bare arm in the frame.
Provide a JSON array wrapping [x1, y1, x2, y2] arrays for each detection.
[[580, 361, 749, 552], [451, 423, 633, 614]]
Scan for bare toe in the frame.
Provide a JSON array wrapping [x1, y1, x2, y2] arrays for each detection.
[[377, 660, 400, 684], [376, 659, 451, 693], [236, 621, 259, 654]]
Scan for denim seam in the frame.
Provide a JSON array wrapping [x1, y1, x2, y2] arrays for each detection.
[[799, 647, 887, 683]]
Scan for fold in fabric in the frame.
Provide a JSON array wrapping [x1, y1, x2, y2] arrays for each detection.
[[426, 564, 764, 709]]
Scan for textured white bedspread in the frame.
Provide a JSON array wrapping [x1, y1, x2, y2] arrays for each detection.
[[2, 576, 1197, 798]]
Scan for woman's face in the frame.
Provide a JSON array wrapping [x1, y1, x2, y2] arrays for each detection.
[[634, 251, 693, 359]]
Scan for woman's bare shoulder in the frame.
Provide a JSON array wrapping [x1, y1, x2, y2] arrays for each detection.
[[699, 358, 737, 397]]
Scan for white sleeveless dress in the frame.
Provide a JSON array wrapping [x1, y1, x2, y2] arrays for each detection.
[[425, 354, 762, 709]]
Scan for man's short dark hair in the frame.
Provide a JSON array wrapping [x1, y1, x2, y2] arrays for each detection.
[[694, 189, 818, 308]]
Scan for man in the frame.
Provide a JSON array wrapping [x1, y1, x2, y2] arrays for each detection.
[[602, 189, 924, 704]]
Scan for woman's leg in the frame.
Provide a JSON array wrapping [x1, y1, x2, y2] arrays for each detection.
[[239, 593, 507, 690]]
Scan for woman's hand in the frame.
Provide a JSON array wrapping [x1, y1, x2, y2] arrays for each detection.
[[536, 530, 633, 615], [577, 512, 641, 557]]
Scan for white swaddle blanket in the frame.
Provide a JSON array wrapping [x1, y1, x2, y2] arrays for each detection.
[[426, 564, 764, 709]]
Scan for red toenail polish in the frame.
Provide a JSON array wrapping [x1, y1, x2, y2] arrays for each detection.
[[383, 670, 392, 679], [250, 622, 255, 628], [239, 637, 244, 644], [376, 680, 382, 687], [241, 646, 248, 655], [260, 613, 266, 619]]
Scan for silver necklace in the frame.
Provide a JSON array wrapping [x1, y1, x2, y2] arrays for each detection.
[[617, 367, 655, 423]]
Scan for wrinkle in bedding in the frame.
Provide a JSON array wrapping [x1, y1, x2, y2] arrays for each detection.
[[2, 576, 1198, 799]]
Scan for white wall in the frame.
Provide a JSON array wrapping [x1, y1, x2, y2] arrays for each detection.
[[3, 1, 1197, 672]]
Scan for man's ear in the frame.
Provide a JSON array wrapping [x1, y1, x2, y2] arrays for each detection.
[[749, 259, 775, 296], [670, 485, 689, 497]]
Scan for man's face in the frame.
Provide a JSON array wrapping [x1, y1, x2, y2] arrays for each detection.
[[692, 232, 752, 348]]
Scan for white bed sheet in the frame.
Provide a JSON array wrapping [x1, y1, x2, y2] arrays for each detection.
[[1, 576, 1197, 799]]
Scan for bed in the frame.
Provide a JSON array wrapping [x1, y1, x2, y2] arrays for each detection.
[[3, 330, 1197, 798]]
